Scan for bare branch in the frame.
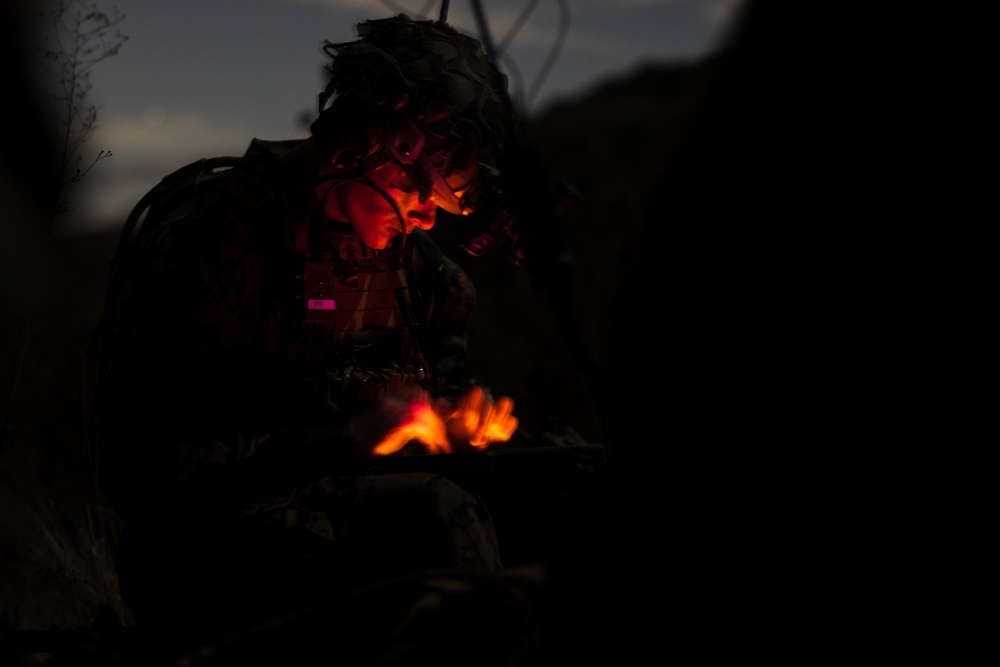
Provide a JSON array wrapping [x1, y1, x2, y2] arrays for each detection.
[[32, 0, 128, 228]]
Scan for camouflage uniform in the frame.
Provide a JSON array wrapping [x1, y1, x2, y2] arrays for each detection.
[[87, 138, 501, 641]]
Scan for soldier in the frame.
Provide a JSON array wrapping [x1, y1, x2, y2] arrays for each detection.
[[86, 14, 527, 651]]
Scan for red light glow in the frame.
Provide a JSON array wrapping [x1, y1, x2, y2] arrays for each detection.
[[372, 398, 452, 456]]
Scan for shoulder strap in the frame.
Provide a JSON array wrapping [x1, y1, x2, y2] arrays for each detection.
[[113, 155, 274, 267]]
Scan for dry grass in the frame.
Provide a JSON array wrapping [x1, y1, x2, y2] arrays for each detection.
[[0, 477, 132, 631], [0, 229, 127, 632]]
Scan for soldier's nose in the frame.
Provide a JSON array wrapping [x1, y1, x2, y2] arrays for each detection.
[[407, 209, 436, 230]]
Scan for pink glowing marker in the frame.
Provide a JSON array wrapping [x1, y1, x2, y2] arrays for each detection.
[[308, 299, 336, 310]]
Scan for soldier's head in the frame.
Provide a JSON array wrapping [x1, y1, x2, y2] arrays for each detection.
[[310, 14, 517, 249]]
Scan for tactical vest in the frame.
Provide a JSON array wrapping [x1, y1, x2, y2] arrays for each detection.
[[303, 225, 412, 340], [298, 221, 437, 407]]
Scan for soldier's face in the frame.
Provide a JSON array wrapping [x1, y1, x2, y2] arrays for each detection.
[[321, 161, 438, 250]]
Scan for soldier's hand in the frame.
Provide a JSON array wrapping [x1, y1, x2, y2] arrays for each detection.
[[441, 386, 518, 451]]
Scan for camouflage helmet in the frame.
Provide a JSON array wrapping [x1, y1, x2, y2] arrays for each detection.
[[313, 14, 517, 212]]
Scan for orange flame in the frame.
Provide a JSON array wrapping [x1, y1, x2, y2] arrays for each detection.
[[372, 398, 452, 456], [370, 387, 518, 456]]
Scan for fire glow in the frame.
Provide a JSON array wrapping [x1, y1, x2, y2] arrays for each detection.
[[372, 399, 451, 455], [371, 387, 518, 456]]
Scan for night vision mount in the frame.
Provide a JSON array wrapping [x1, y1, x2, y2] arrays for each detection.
[[454, 144, 580, 268]]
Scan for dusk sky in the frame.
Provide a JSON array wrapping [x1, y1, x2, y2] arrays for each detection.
[[50, 0, 743, 235]]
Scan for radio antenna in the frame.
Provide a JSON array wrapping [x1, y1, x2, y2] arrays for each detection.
[[469, 0, 497, 59]]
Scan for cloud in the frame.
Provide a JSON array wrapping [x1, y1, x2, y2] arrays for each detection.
[[61, 110, 263, 235], [284, 1, 569, 50], [95, 110, 255, 165], [706, 0, 746, 24], [288, 0, 444, 19]]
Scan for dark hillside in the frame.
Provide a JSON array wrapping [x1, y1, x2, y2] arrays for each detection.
[[431, 61, 704, 444]]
